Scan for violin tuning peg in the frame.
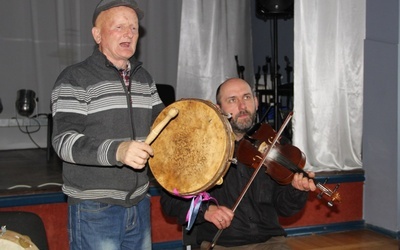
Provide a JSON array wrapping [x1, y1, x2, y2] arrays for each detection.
[[333, 183, 340, 192], [327, 201, 334, 207]]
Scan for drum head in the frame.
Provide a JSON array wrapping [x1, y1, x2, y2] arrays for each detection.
[[149, 99, 235, 195]]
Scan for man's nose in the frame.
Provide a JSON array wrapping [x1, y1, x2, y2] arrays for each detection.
[[124, 28, 134, 38], [238, 100, 247, 110]]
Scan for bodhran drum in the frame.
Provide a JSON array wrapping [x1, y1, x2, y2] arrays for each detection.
[[0, 229, 39, 250], [149, 98, 235, 196]]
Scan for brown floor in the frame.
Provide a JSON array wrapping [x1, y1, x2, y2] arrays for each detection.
[[286, 229, 399, 250]]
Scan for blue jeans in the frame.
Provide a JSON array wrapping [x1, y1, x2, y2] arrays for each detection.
[[68, 195, 151, 250]]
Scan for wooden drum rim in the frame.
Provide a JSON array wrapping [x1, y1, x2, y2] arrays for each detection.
[[148, 98, 235, 196]]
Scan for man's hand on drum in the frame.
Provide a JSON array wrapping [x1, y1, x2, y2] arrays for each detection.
[[204, 205, 234, 230], [291, 172, 317, 192], [116, 141, 154, 169]]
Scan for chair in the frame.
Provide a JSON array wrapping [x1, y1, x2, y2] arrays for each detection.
[[156, 84, 176, 106], [0, 211, 49, 250]]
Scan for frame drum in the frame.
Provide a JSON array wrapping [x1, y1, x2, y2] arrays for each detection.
[[149, 98, 235, 195], [0, 230, 39, 250]]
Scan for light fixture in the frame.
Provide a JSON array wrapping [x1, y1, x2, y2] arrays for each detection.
[[15, 89, 37, 117]]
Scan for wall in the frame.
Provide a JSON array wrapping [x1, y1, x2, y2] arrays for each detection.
[[0, 118, 48, 150], [363, 0, 400, 233]]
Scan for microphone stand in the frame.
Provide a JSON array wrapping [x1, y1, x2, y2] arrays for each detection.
[[271, 15, 280, 131]]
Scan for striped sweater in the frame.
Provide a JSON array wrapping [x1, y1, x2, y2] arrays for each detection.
[[51, 48, 164, 207]]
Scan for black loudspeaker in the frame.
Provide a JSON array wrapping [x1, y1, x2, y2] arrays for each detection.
[[256, 0, 294, 19]]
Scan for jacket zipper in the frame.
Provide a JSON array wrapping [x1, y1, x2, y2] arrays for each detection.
[[114, 64, 142, 139]]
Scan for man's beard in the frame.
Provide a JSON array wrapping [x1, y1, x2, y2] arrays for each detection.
[[230, 110, 257, 135]]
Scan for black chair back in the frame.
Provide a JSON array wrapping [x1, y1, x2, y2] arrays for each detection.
[[156, 84, 176, 106]]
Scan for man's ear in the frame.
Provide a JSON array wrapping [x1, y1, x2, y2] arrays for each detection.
[[92, 27, 101, 44]]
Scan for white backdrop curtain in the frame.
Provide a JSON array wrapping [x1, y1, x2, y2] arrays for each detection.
[[176, 0, 254, 100], [293, 0, 365, 171], [0, 0, 181, 149]]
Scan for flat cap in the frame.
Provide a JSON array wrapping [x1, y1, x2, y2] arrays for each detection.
[[92, 0, 144, 26]]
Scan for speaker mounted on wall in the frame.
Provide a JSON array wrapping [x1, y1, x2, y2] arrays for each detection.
[[256, 0, 294, 20]]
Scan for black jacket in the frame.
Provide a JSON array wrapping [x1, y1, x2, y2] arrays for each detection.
[[160, 146, 309, 247]]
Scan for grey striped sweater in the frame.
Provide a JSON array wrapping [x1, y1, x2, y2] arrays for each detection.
[[51, 48, 164, 207]]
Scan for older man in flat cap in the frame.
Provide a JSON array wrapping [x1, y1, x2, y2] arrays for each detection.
[[51, 0, 164, 249]]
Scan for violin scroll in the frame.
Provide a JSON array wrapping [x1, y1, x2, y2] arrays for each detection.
[[316, 179, 341, 206]]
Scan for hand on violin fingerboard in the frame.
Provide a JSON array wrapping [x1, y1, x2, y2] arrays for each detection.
[[291, 172, 317, 192]]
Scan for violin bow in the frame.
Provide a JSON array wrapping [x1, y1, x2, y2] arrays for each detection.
[[206, 112, 294, 249]]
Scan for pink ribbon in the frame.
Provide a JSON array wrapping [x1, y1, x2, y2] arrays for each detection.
[[173, 188, 218, 230]]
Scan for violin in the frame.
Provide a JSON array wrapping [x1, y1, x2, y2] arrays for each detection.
[[236, 122, 341, 207]]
